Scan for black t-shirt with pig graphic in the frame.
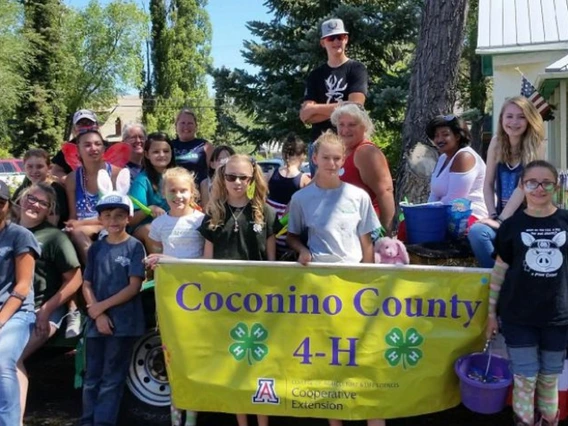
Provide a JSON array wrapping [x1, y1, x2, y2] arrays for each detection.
[[496, 209, 568, 326], [304, 59, 368, 141]]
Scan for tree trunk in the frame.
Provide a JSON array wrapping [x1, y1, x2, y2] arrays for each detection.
[[395, 0, 470, 207]]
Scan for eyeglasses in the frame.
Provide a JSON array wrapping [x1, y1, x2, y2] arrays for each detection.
[[324, 34, 347, 42], [523, 180, 556, 192], [225, 174, 252, 183], [442, 114, 457, 121], [25, 194, 50, 209]]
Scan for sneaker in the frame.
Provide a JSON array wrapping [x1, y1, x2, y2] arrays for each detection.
[[65, 310, 82, 339]]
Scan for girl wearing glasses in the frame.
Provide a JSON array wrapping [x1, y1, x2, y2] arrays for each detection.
[[12, 149, 69, 228], [199, 154, 278, 426], [486, 160, 566, 426], [468, 97, 545, 268], [15, 183, 82, 424]]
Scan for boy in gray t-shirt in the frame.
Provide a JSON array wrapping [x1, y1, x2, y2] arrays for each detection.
[[287, 181, 379, 263]]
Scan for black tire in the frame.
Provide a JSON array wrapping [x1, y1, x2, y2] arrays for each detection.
[[119, 330, 170, 425]]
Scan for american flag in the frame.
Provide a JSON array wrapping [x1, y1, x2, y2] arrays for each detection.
[[521, 76, 554, 121]]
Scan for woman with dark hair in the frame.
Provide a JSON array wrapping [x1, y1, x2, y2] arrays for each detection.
[[200, 144, 235, 208], [426, 115, 487, 221], [128, 132, 176, 252], [266, 134, 311, 258]]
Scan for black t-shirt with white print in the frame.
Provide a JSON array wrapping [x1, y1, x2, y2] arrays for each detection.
[[495, 209, 568, 327], [304, 59, 368, 141]]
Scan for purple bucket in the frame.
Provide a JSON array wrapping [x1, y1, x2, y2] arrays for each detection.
[[454, 352, 512, 414]]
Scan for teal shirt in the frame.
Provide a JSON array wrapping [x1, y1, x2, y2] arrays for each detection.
[[128, 170, 170, 213]]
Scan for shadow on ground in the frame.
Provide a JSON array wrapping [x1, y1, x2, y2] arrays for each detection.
[[24, 350, 564, 426]]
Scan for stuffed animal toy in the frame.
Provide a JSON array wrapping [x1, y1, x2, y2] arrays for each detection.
[[374, 237, 410, 265], [95, 168, 134, 216]]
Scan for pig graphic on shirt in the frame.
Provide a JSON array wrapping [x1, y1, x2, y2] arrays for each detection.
[[521, 231, 566, 273]]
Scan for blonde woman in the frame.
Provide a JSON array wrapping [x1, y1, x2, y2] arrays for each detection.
[[468, 96, 545, 267]]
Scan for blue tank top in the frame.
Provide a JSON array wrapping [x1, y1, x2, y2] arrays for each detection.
[[75, 163, 112, 220], [172, 138, 208, 184], [496, 162, 523, 213]]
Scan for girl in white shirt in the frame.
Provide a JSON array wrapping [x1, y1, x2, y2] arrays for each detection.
[[145, 167, 204, 426]]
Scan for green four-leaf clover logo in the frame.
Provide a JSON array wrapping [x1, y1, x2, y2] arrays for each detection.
[[229, 322, 269, 365], [384, 327, 424, 369]]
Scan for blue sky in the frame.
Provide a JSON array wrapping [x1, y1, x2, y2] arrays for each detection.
[[65, 0, 270, 74]]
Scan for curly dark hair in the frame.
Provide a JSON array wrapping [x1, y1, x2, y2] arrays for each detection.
[[425, 115, 472, 148]]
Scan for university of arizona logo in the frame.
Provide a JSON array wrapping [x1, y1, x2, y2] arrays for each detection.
[[252, 378, 280, 404]]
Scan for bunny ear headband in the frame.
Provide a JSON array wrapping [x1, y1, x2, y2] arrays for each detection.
[[95, 168, 134, 216]]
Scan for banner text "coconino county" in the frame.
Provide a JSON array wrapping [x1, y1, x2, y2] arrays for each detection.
[[175, 283, 482, 328]]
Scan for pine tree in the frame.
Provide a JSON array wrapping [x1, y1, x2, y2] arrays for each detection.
[[13, 0, 65, 155], [144, 0, 216, 139], [212, 0, 420, 152]]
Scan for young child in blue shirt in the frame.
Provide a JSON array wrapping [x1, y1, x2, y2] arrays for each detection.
[[81, 172, 146, 426]]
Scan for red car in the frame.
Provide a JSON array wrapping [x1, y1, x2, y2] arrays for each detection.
[[0, 158, 24, 174]]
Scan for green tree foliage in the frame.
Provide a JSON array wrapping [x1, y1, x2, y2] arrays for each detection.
[[0, 0, 30, 150], [13, 0, 66, 156], [212, 0, 420, 156], [144, 0, 216, 139], [60, 0, 147, 137]]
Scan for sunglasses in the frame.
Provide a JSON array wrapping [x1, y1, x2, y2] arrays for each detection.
[[225, 174, 252, 183], [324, 34, 347, 42], [25, 194, 50, 209], [523, 180, 556, 192]]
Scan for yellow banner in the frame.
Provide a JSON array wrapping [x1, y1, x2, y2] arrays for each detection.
[[155, 261, 490, 420]]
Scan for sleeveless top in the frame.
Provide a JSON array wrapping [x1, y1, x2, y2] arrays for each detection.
[[339, 140, 380, 214], [75, 163, 112, 220], [172, 138, 208, 184], [267, 169, 304, 252], [496, 162, 523, 214], [428, 146, 487, 218]]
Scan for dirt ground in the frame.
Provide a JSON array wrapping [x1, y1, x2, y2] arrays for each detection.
[[23, 349, 567, 426]]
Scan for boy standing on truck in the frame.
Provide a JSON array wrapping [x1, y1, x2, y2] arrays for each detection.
[[81, 185, 145, 426]]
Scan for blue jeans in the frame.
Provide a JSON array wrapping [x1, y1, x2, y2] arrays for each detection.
[[0, 310, 35, 426], [501, 322, 568, 376], [81, 336, 137, 426], [467, 222, 497, 268]]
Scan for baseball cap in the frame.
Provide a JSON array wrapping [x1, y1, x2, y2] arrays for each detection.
[[0, 180, 10, 201], [321, 18, 349, 39], [73, 109, 98, 125], [95, 194, 133, 216]]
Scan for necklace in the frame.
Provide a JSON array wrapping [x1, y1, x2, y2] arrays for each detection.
[[228, 204, 247, 232]]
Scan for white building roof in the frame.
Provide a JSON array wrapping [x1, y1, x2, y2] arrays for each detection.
[[477, 0, 568, 54]]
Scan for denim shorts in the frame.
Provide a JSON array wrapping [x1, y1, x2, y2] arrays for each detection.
[[36, 305, 67, 330], [501, 322, 568, 376]]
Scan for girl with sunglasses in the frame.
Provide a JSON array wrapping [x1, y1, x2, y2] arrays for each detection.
[[468, 96, 545, 268], [486, 160, 567, 426], [199, 154, 279, 426]]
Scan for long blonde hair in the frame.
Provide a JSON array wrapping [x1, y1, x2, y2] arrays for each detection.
[[496, 96, 544, 165], [206, 154, 268, 230]]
